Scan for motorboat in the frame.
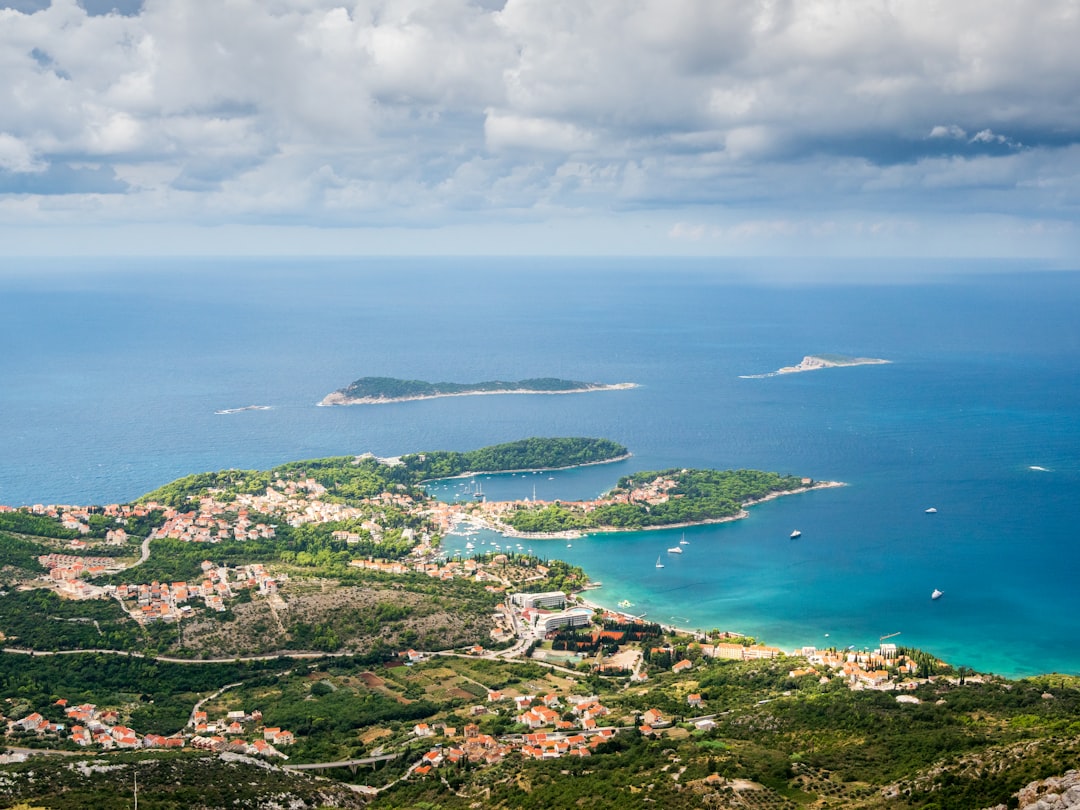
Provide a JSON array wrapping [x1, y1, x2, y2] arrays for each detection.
[[667, 546, 683, 554], [790, 530, 802, 539], [931, 589, 944, 600]]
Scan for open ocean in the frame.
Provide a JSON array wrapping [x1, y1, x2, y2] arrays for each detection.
[[2, 257, 1078, 678]]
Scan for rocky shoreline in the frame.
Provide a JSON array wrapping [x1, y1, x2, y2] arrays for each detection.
[[740, 355, 890, 379]]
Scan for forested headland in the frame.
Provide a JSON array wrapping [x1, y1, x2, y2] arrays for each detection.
[[504, 468, 821, 533]]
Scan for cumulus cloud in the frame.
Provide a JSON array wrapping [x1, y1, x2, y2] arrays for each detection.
[[0, 0, 1078, 252], [929, 125, 967, 140], [0, 133, 45, 173]]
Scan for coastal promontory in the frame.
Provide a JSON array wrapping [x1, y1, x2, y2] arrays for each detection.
[[318, 376, 636, 406]]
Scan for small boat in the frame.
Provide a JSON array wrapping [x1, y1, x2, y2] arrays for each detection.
[[679, 533, 689, 545], [790, 530, 802, 539], [931, 589, 944, 600], [618, 599, 634, 609], [925, 507, 937, 514], [667, 546, 683, 554], [566, 543, 573, 548], [465, 542, 475, 550], [655, 555, 665, 569]]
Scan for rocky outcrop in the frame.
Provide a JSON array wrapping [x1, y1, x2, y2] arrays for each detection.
[[983, 770, 1080, 810]]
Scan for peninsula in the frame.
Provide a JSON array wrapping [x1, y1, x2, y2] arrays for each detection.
[[741, 353, 891, 378], [476, 467, 842, 536], [318, 376, 636, 406]]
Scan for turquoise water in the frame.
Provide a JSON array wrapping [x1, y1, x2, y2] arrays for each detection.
[[2, 257, 1078, 677]]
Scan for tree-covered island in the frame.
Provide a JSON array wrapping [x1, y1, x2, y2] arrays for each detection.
[[318, 375, 637, 405]]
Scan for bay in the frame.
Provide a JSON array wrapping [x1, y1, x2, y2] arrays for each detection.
[[1, 256, 1078, 677]]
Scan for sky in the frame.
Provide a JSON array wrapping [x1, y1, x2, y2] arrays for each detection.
[[1, 0, 1079, 258]]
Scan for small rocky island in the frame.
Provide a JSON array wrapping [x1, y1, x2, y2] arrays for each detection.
[[319, 376, 636, 406], [741, 353, 891, 379]]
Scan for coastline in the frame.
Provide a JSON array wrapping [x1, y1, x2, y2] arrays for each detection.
[[488, 480, 845, 540], [573, 593, 721, 640], [318, 382, 638, 407], [422, 452, 633, 485]]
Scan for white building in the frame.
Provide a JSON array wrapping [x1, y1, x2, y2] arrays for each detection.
[[510, 591, 567, 610], [531, 607, 592, 637]]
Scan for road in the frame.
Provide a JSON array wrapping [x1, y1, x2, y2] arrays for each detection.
[[283, 753, 399, 771], [1, 647, 349, 664]]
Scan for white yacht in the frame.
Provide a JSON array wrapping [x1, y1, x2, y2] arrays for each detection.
[[931, 589, 944, 600], [667, 546, 683, 554], [655, 554, 665, 569], [790, 529, 802, 539], [925, 507, 938, 514]]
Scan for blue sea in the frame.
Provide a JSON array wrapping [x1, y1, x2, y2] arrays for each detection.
[[2, 257, 1078, 678]]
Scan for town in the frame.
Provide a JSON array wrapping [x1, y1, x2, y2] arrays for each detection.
[[1, 467, 975, 787]]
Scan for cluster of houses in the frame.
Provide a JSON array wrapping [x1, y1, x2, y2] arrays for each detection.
[[793, 643, 922, 689], [5, 474, 431, 550], [111, 561, 280, 622], [150, 506, 276, 544], [2, 501, 159, 537], [221, 478, 416, 532], [7, 701, 184, 751], [409, 692, 623, 776], [189, 708, 292, 759], [43, 555, 282, 623], [37, 553, 126, 599], [5, 700, 295, 760]]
